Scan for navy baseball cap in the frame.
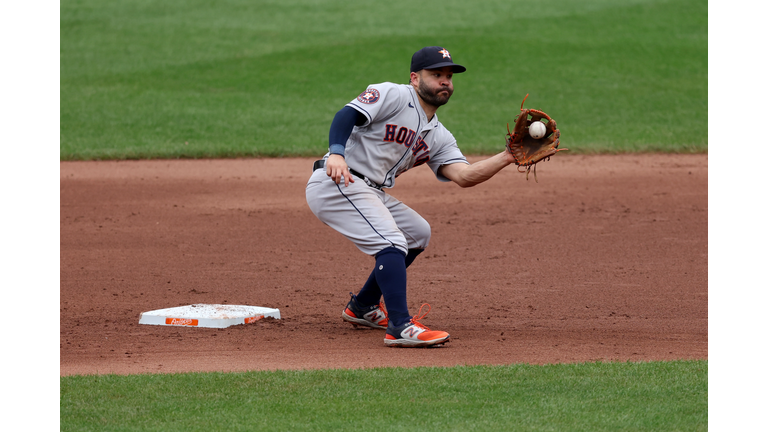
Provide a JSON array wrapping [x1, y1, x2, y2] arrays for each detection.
[[410, 46, 466, 73]]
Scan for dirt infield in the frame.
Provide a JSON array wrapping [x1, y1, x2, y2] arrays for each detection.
[[60, 154, 707, 376]]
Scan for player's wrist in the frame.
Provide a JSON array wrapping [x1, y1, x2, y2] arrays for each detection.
[[329, 144, 346, 157]]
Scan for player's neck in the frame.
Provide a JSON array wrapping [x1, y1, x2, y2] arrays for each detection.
[[416, 96, 439, 122]]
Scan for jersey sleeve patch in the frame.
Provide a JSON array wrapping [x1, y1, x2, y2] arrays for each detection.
[[356, 88, 380, 104]]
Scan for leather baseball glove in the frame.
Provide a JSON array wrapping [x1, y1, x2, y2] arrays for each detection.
[[505, 94, 566, 182]]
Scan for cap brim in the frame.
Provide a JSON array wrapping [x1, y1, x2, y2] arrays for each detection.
[[423, 62, 467, 73]]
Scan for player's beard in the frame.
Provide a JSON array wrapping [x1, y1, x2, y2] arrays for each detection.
[[416, 80, 453, 108]]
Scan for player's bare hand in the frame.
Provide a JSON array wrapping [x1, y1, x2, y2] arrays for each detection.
[[326, 154, 355, 187], [503, 146, 517, 165]]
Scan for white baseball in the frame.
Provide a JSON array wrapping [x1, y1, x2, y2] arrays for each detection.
[[529, 121, 547, 139]]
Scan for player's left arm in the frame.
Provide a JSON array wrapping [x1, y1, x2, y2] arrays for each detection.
[[439, 150, 517, 188]]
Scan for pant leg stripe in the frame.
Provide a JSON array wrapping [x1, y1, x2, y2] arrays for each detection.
[[336, 183, 395, 249]]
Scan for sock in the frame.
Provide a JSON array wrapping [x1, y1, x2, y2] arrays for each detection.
[[368, 247, 410, 327], [356, 248, 424, 308], [405, 248, 424, 267]]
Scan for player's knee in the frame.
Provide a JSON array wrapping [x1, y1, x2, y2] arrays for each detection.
[[365, 233, 409, 257], [409, 218, 432, 249]]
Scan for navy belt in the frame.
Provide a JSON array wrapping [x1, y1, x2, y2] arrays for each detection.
[[313, 159, 383, 190]]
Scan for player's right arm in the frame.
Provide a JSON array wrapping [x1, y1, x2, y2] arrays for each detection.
[[326, 106, 365, 186], [325, 154, 351, 186]]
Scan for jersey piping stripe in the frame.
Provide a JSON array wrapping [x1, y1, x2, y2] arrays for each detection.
[[348, 103, 373, 125], [335, 183, 396, 250], [384, 148, 414, 189], [382, 88, 424, 188]]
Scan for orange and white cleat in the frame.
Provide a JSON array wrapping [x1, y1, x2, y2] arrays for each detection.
[[342, 293, 389, 329], [384, 304, 450, 347]]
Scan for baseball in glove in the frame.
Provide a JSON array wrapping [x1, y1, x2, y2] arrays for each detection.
[[505, 94, 566, 182]]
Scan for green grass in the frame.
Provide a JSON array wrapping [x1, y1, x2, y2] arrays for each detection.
[[60, 0, 707, 160], [61, 361, 707, 431], [59, 3, 708, 428]]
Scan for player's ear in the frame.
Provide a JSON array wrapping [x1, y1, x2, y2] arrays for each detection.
[[409, 71, 420, 86]]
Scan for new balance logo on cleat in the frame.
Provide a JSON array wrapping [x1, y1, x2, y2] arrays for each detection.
[[341, 293, 389, 330], [384, 304, 450, 348], [403, 326, 422, 338]]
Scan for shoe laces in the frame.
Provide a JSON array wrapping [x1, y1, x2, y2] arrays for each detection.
[[410, 303, 432, 330]]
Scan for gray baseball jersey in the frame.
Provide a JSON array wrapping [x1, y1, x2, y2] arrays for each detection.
[[306, 81, 469, 256], [341, 82, 468, 188]]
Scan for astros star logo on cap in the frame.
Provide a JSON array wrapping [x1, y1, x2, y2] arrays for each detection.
[[438, 48, 451, 59]]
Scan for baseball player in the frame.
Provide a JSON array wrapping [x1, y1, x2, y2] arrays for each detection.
[[306, 46, 520, 347]]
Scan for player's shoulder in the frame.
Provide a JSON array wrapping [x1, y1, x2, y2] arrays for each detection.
[[353, 82, 410, 106], [365, 82, 410, 97], [365, 81, 408, 91]]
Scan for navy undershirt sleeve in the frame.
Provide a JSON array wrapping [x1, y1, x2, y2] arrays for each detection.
[[328, 106, 366, 156]]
